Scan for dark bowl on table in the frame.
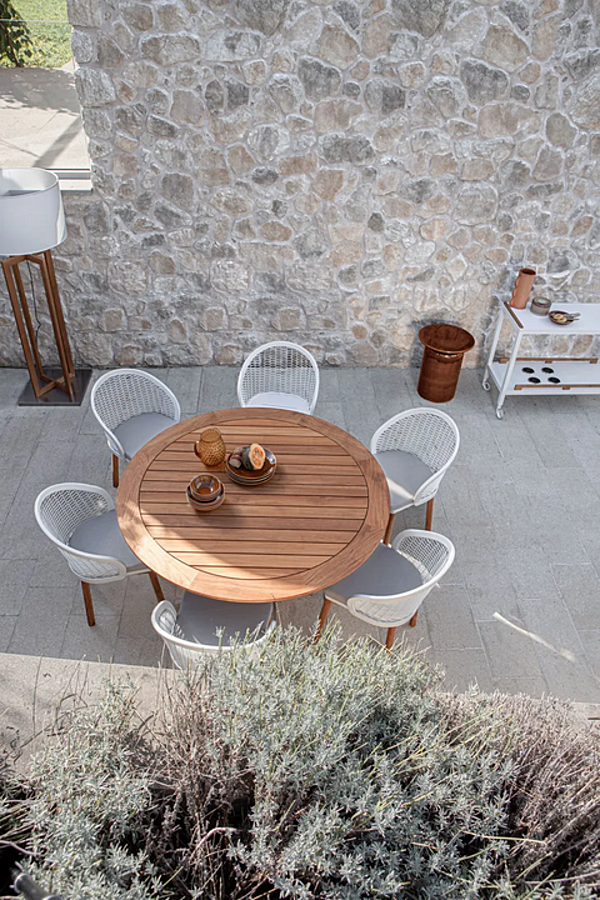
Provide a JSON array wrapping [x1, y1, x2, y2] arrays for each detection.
[[189, 473, 223, 502]]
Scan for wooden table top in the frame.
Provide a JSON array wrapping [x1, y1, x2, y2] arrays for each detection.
[[116, 408, 389, 603]]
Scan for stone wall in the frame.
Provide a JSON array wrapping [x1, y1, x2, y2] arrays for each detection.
[[2, 0, 600, 368]]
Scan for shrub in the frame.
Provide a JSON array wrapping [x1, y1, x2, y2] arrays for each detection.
[[2, 626, 600, 899]]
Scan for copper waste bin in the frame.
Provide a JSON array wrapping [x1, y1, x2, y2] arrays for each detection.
[[418, 323, 475, 403]]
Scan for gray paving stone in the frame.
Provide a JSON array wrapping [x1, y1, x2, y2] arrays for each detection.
[[451, 412, 505, 469], [60, 615, 121, 662], [69, 578, 127, 620], [491, 412, 545, 465], [162, 366, 203, 416], [521, 403, 578, 468], [0, 615, 17, 651], [369, 368, 417, 422], [464, 559, 523, 623], [426, 648, 494, 693], [549, 467, 600, 528], [117, 575, 164, 638], [578, 630, 600, 677], [66, 433, 113, 486], [0, 368, 28, 403], [316, 367, 341, 403], [525, 501, 589, 567], [492, 676, 549, 697], [8, 587, 74, 657], [339, 370, 381, 447], [199, 366, 238, 412], [439, 468, 490, 528], [312, 400, 346, 430], [497, 539, 562, 600], [478, 617, 546, 683], [552, 564, 600, 631], [422, 585, 483, 651]]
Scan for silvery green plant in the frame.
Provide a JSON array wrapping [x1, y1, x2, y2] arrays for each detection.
[[2, 625, 600, 899], [24, 680, 164, 900]]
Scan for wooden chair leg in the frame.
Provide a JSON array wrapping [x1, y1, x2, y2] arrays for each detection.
[[386, 627, 397, 650], [149, 571, 165, 603], [383, 512, 395, 545], [425, 497, 434, 531], [409, 610, 418, 627], [112, 453, 119, 488], [81, 581, 95, 627], [314, 597, 332, 641]]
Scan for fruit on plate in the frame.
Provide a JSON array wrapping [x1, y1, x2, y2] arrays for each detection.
[[227, 446, 246, 469], [242, 443, 266, 471]]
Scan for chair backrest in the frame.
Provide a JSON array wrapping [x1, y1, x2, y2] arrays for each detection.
[[371, 408, 459, 472], [91, 369, 181, 436], [370, 408, 459, 505], [237, 342, 320, 413], [34, 483, 127, 582], [151, 600, 276, 669], [347, 529, 455, 628]]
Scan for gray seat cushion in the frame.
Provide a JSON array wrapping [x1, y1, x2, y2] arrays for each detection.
[[325, 542, 422, 604], [245, 392, 310, 413], [375, 449, 433, 513], [69, 509, 144, 571], [177, 591, 273, 647], [114, 412, 177, 459]]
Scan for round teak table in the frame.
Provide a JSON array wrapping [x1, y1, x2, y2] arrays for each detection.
[[116, 408, 389, 603]]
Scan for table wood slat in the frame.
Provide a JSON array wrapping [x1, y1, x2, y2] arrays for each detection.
[[116, 409, 388, 603], [145, 528, 356, 543]]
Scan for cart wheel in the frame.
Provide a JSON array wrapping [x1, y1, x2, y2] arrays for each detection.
[[482, 379, 491, 392], [496, 407, 505, 420]]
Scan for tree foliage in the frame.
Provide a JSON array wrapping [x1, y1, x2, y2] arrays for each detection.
[[0, 0, 33, 66]]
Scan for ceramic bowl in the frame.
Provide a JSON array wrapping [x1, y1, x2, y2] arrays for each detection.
[[186, 486, 225, 512], [549, 310, 578, 326], [188, 473, 223, 502]]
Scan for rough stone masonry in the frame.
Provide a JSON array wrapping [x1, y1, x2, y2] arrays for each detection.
[[1, 0, 599, 368]]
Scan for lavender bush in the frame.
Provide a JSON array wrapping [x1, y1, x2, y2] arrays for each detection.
[[1, 626, 599, 899]]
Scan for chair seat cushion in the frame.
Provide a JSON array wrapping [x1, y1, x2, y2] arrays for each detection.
[[114, 412, 177, 460], [375, 449, 433, 513], [325, 542, 422, 605], [69, 509, 144, 571], [245, 392, 310, 414], [177, 591, 273, 647]]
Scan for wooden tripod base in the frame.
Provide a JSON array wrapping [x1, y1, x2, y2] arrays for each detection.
[[2, 250, 80, 403]]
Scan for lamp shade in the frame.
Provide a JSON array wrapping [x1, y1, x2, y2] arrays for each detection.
[[0, 167, 67, 255]]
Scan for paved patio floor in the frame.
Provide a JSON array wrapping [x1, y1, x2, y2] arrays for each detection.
[[1, 365, 599, 703], [0, 62, 89, 171]]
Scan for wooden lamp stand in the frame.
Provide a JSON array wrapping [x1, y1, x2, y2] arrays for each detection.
[[0, 168, 91, 406]]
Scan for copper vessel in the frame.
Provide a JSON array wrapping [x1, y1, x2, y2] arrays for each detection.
[[510, 268, 536, 309]]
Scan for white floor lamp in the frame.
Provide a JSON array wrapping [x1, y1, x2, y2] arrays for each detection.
[[0, 167, 91, 405]]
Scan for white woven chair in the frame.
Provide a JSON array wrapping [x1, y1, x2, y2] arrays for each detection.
[[35, 483, 164, 627], [370, 408, 460, 543], [151, 593, 277, 669], [317, 529, 455, 649], [91, 369, 181, 487], [237, 341, 320, 414]]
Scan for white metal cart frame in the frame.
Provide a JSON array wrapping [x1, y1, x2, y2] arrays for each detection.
[[482, 301, 600, 419]]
